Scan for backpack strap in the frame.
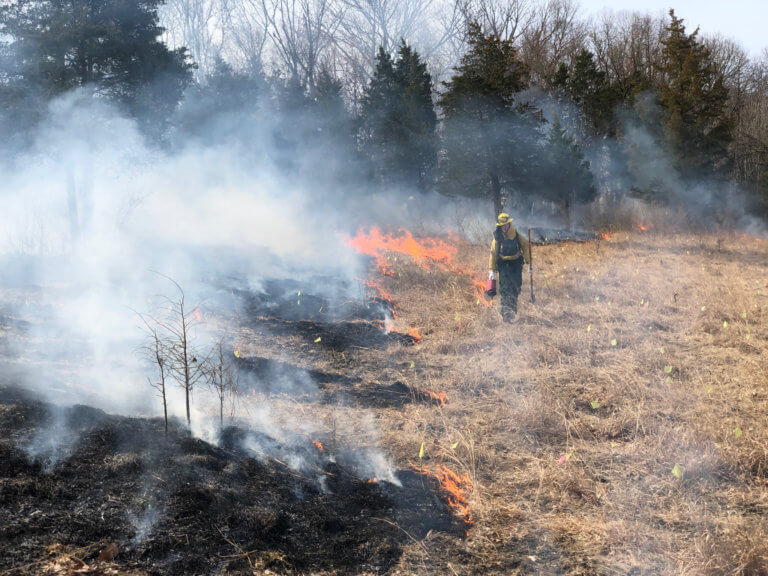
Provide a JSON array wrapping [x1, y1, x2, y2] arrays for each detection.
[[493, 226, 503, 262]]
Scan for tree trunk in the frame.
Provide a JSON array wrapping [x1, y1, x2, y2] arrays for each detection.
[[561, 194, 572, 230], [185, 386, 191, 427], [182, 314, 191, 427], [66, 169, 80, 244], [491, 172, 502, 217], [162, 382, 168, 437]]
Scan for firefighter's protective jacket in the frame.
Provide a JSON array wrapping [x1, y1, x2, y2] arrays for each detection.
[[489, 224, 530, 271]]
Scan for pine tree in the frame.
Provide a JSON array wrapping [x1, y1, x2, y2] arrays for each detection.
[[540, 116, 596, 226], [439, 23, 539, 216], [570, 50, 619, 135], [359, 47, 399, 186], [359, 42, 437, 192], [393, 42, 438, 192], [271, 75, 312, 174], [659, 10, 731, 178], [0, 0, 193, 138], [174, 58, 265, 142], [309, 68, 361, 190], [552, 50, 619, 136]]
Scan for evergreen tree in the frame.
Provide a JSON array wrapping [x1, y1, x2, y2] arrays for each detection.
[[540, 116, 597, 226], [569, 50, 619, 134], [659, 10, 731, 178], [309, 68, 362, 190], [267, 67, 360, 189], [359, 41, 437, 192], [439, 23, 540, 216], [619, 91, 681, 204], [271, 75, 312, 174], [552, 50, 619, 136], [174, 57, 265, 142], [314, 68, 350, 139], [0, 0, 193, 136], [393, 42, 438, 191]]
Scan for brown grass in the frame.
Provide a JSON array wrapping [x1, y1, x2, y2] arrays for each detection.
[[247, 229, 768, 575]]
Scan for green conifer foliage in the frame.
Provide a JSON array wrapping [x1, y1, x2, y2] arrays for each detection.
[[439, 23, 538, 216], [659, 10, 732, 178], [0, 0, 193, 135], [359, 41, 437, 192], [541, 116, 597, 226], [567, 49, 620, 135]]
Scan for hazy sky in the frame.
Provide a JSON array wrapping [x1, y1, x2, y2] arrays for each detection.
[[579, 1, 766, 58]]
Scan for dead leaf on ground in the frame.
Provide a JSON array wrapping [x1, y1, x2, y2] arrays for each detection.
[[98, 542, 119, 563]]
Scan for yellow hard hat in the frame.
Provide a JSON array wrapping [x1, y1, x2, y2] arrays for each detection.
[[497, 213, 512, 226]]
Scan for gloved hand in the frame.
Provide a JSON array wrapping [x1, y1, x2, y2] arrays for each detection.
[[488, 270, 495, 280]]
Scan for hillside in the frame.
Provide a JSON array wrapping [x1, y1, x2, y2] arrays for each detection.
[[2, 229, 768, 575]]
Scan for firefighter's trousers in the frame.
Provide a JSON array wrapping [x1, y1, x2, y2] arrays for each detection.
[[498, 258, 523, 319]]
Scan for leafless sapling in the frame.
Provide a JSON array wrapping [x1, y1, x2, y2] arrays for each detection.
[[146, 275, 211, 428], [208, 338, 240, 429], [140, 324, 170, 436]]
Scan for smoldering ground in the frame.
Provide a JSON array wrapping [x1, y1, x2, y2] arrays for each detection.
[[0, 83, 503, 417], [0, 384, 465, 575]]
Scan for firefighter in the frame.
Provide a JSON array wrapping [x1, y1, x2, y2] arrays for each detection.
[[488, 213, 530, 321]]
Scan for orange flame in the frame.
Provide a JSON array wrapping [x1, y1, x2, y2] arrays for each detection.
[[345, 226, 457, 276], [600, 232, 615, 240], [423, 389, 448, 407], [312, 441, 324, 452], [363, 279, 397, 305], [345, 227, 492, 307], [636, 222, 652, 232], [418, 465, 473, 525], [408, 328, 423, 342], [473, 281, 492, 307], [367, 478, 378, 484]]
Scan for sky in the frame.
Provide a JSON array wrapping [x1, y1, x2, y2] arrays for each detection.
[[579, 0, 767, 58]]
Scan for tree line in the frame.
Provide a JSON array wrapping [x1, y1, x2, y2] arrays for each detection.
[[1, 0, 766, 221]]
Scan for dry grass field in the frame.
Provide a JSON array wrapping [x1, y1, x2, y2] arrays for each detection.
[[240, 229, 768, 575]]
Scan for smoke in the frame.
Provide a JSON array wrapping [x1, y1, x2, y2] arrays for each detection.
[[0, 87, 435, 492], [0, 90, 358, 404], [22, 403, 109, 471], [527, 86, 768, 235], [23, 406, 79, 471]]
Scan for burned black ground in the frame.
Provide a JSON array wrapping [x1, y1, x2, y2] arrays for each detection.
[[0, 385, 465, 576]]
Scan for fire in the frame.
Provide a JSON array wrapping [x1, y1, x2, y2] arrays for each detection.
[[345, 226, 457, 276], [346, 227, 492, 308], [636, 222, 652, 232], [418, 465, 473, 525], [363, 279, 397, 306], [408, 328, 423, 342], [423, 389, 448, 407], [312, 441, 324, 452], [473, 281, 492, 307], [367, 478, 378, 484], [600, 232, 615, 240]]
